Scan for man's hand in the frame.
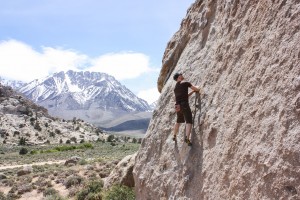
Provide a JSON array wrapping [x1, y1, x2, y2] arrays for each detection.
[[191, 85, 200, 93]]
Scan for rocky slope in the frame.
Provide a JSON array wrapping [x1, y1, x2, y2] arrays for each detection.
[[0, 84, 105, 145], [134, 0, 300, 199]]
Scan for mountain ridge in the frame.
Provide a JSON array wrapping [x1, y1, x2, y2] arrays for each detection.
[[1, 71, 153, 134], [18, 70, 151, 112]]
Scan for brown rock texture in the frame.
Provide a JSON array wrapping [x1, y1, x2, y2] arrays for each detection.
[[134, 0, 300, 199]]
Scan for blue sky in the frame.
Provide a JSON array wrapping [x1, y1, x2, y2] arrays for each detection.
[[0, 0, 195, 104]]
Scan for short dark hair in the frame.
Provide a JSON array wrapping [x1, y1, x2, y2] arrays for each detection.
[[173, 72, 182, 81]]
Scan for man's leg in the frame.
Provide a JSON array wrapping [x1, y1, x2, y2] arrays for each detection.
[[173, 123, 180, 141], [185, 123, 192, 140]]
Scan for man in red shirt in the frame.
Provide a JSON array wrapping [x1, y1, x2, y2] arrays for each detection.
[[173, 72, 200, 146]]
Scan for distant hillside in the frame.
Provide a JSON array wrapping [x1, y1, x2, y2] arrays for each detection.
[[0, 83, 106, 145]]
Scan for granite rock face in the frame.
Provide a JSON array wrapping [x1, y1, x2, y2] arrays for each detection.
[[104, 153, 137, 189], [134, 0, 300, 199]]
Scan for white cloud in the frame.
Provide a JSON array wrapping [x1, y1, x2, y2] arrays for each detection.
[[88, 52, 152, 80], [0, 40, 87, 82], [138, 87, 160, 104], [42, 47, 88, 74], [0, 40, 154, 83]]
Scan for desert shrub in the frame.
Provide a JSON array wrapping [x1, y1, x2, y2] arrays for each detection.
[[43, 188, 58, 197], [49, 132, 55, 137], [95, 128, 102, 135], [85, 193, 102, 200], [106, 135, 114, 142], [0, 191, 6, 199], [53, 143, 93, 152], [18, 137, 27, 145], [64, 175, 84, 189], [59, 139, 63, 144], [19, 147, 28, 155], [81, 143, 93, 149], [44, 194, 65, 200], [30, 150, 38, 155], [54, 145, 76, 152], [70, 137, 77, 143], [6, 192, 20, 199], [110, 142, 116, 146], [13, 131, 20, 137], [80, 139, 85, 143], [55, 129, 61, 134], [19, 184, 34, 194], [66, 140, 71, 144], [43, 149, 58, 153], [132, 138, 137, 143], [103, 185, 135, 200], [76, 180, 103, 200], [19, 124, 26, 128], [18, 106, 33, 116], [79, 159, 88, 165], [0, 129, 7, 138], [34, 121, 42, 131]]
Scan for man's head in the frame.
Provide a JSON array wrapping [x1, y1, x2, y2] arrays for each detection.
[[173, 72, 183, 81]]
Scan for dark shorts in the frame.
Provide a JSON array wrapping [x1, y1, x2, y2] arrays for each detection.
[[176, 102, 193, 124]]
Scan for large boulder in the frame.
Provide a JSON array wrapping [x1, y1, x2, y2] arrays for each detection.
[[17, 166, 33, 176], [64, 156, 81, 166], [134, 0, 300, 199], [104, 153, 137, 189]]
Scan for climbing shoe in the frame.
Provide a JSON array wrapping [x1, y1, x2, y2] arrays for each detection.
[[184, 136, 188, 143], [172, 135, 177, 141], [185, 137, 192, 146]]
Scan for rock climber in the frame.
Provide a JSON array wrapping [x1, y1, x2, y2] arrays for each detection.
[[173, 72, 200, 146]]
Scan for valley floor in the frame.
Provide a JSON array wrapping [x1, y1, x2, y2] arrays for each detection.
[[0, 142, 139, 199]]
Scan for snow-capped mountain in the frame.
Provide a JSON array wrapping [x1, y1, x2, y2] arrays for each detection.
[[19, 70, 151, 112], [150, 100, 158, 110], [0, 77, 26, 89]]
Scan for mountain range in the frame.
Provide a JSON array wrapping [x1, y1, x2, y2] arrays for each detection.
[[1, 71, 153, 134]]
